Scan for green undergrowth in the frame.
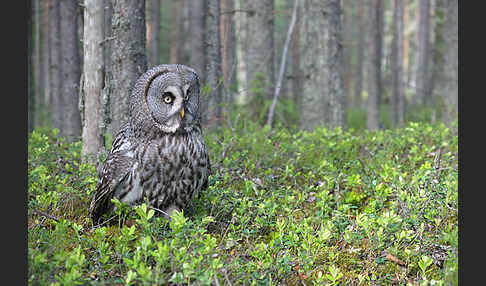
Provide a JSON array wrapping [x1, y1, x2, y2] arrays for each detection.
[[28, 121, 458, 285]]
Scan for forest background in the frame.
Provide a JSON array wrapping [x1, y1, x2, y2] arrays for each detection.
[[27, 0, 458, 285], [27, 0, 458, 159]]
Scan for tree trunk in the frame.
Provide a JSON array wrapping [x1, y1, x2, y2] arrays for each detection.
[[169, 0, 184, 64], [376, 0, 384, 109], [110, 0, 147, 135], [290, 0, 302, 118], [147, 0, 161, 67], [59, 0, 82, 140], [342, 0, 353, 109], [428, 0, 445, 112], [367, 0, 381, 131], [391, 0, 405, 127], [415, 0, 431, 106], [441, 0, 457, 126], [233, 0, 247, 104], [205, 0, 223, 129], [101, 0, 113, 138], [299, 0, 327, 130], [42, 0, 50, 126], [48, 0, 63, 133], [267, 0, 299, 128], [177, 0, 186, 63], [353, 1, 365, 109], [81, 0, 105, 163], [220, 0, 236, 105], [181, 0, 191, 65], [28, 0, 33, 133], [326, 0, 346, 129], [33, 0, 44, 129], [403, 1, 410, 89], [188, 0, 206, 82], [244, 0, 275, 103]]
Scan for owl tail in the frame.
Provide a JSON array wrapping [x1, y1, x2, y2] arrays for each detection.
[[88, 186, 112, 225]]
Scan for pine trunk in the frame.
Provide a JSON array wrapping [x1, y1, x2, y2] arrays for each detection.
[[188, 0, 206, 83], [367, 0, 381, 131], [326, 0, 346, 129], [28, 0, 33, 133], [441, 0, 457, 126], [342, 0, 353, 109], [169, 0, 183, 64], [299, 0, 327, 130], [42, 0, 50, 126], [415, 0, 431, 106], [429, 0, 445, 105], [391, 0, 405, 127], [81, 0, 105, 163], [291, 0, 302, 118], [353, 1, 365, 109], [33, 0, 44, 129], [403, 1, 410, 89], [59, 0, 82, 140], [220, 0, 236, 105], [48, 0, 63, 133], [244, 0, 275, 103], [233, 0, 246, 104], [147, 0, 161, 67], [101, 0, 113, 137], [376, 0, 384, 108], [205, 0, 223, 129], [110, 0, 147, 135]]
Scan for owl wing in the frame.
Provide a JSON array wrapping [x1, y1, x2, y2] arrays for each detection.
[[89, 124, 136, 224]]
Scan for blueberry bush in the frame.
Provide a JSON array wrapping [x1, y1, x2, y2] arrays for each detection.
[[28, 121, 458, 285]]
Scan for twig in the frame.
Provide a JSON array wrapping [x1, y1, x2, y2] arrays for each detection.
[[267, 0, 300, 127], [89, 215, 117, 231], [148, 206, 170, 217], [223, 268, 233, 286], [32, 209, 60, 222], [214, 274, 221, 286]]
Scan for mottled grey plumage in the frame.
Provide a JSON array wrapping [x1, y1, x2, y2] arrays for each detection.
[[89, 64, 210, 223]]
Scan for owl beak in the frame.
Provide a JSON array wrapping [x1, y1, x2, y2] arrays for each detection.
[[180, 108, 185, 119]]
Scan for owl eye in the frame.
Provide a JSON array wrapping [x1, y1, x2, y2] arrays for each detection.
[[162, 93, 174, 104]]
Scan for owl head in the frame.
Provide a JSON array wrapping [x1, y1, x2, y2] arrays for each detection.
[[129, 64, 201, 138]]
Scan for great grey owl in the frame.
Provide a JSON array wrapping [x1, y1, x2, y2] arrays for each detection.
[[89, 64, 210, 224]]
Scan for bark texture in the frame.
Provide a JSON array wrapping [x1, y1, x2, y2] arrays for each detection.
[[353, 1, 365, 109], [110, 0, 148, 135], [81, 0, 105, 162], [48, 0, 63, 133], [299, 0, 327, 130], [244, 0, 275, 101], [205, 0, 223, 129], [342, 0, 353, 107], [367, 0, 382, 131], [42, 0, 50, 123], [147, 0, 161, 67], [220, 0, 236, 105], [391, 0, 405, 127], [441, 0, 458, 126], [326, 0, 346, 129], [188, 0, 206, 82], [415, 0, 431, 106], [59, 0, 82, 140], [290, 0, 302, 116]]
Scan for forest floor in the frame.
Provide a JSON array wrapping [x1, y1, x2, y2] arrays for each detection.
[[28, 121, 458, 285]]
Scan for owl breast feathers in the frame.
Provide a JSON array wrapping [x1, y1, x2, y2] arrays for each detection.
[[89, 64, 210, 224]]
